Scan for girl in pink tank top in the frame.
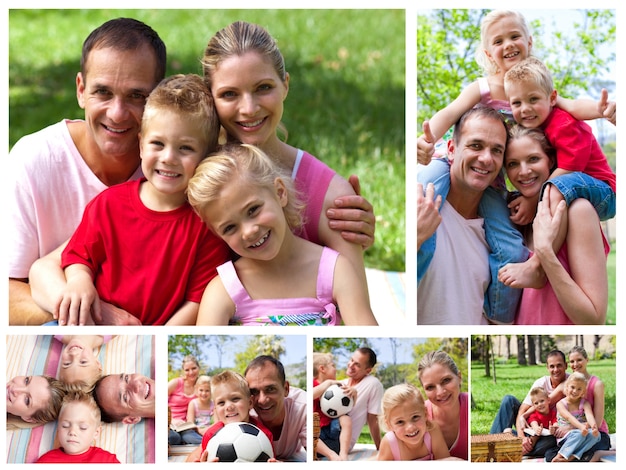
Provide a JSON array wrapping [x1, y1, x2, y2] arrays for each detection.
[[187, 143, 378, 326], [377, 384, 450, 460]]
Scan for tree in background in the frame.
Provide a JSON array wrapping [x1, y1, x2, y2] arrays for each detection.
[[417, 9, 615, 162]]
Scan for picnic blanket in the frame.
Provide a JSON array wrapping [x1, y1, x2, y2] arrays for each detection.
[[6, 334, 155, 463]]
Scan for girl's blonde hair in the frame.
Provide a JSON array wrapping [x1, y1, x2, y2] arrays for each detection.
[[475, 10, 532, 75], [566, 371, 588, 388], [380, 383, 433, 432], [196, 375, 211, 388], [202, 21, 289, 141], [187, 143, 305, 231]]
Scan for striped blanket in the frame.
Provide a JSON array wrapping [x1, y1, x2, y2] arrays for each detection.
[[6, 335, 155, 463], [366, 268, 406, 325]]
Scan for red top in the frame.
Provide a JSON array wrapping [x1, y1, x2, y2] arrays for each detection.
[[62, 179, 229, 324], [36, 446, 120, 463], [542, 107, 616, 192]]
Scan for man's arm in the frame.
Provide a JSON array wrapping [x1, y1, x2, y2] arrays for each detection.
[[367, 412, 382, 450], [8, 278, 54, 325], [327, 175, 375, 249]]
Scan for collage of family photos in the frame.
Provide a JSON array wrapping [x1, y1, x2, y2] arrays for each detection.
[[4, 4, 620, 466]]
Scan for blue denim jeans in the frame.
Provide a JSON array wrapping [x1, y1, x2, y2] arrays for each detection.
[[417, 159, 528, 323], [557, 429, 601, 460], [319, 417, 342, 454], [490, 394, 520, 433], [544, 172, 615, 220]]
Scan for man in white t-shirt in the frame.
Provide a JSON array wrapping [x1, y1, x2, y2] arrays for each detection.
[[417, 106, 509, 324], [490, 349, 568, 457], [8, 18, 167, 325], [245, 356, 307, 461], [340, 347, 384, 451]]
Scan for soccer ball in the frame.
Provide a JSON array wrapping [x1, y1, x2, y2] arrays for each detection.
[[207, 422, 274, 462], [320, 384, 353, 418]]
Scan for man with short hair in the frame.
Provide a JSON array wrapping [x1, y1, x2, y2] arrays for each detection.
[[340, 347, 384, 451], [186, 355, 307, 462], [8, 17, 167, 325], [92, 372, 156, 424], [417, 106, 510, 324], [244, 355, 307, 461]]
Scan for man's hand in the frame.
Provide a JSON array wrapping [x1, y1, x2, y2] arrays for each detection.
[[327, 174, 375, 249], [417, 182, 442, 249]]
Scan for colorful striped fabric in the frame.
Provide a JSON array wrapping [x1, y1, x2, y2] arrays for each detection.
[[6, 335, 155, 463]]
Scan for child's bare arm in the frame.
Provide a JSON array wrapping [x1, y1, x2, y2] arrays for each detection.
[[196, 277, 235, 325], [556, 89, 616, 125], [58, 263, 99, 326], [166, 301, 200, 326]]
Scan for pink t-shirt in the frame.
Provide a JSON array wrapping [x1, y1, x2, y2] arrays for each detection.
[[9, 119, 143, 278], [341, 374, 384, 450]]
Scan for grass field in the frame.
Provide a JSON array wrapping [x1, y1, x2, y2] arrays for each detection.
[[8, 9, 406, 272], [470, 359, 616, 435]]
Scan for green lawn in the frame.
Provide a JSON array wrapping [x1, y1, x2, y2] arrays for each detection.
[[8, 9, 406, 272], [606, 248, 616, 325], [470, 359, 616, 435]]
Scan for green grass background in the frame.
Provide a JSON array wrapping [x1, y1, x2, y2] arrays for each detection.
[[470, 359, 616, 435], [8, 9, 406, 273]]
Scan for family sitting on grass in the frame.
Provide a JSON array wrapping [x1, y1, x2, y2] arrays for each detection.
[[489, 346, 614, 462], [313, 348, 468, 461]]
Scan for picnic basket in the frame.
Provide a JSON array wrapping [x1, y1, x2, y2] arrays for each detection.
[[471, 433, 523, 462]]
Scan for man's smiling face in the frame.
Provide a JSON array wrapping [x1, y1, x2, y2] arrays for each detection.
[[96, 373, 155, 423]]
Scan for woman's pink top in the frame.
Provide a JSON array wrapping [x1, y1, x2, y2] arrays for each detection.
[[425, 392, 468, 460]]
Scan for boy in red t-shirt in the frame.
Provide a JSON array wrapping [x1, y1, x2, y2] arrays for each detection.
[[522, 386, 557, 454], [313, 352, 357, 460], [36, 390, 119, 463], [186, 370, 275, 462]]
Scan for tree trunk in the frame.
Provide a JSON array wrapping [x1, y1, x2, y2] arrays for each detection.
[[484, 335, 491, 377], [528, 336, 537, 365], [517, 336, 527, 365]]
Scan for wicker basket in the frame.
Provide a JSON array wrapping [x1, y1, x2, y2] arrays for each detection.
[[313, 412, 320, 460], [471, 433, 523, 462]]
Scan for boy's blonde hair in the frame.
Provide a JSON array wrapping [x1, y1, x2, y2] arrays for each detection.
[[141, 73, 219, 155], [187, 143, 305, 231], [210, 370, 251, 398], [476, 10, 533, 75], [380, 383, 433, 432], [60, 389, 102, 424], [504, 56, 554, 98], [313, 352, 334, 378], [529, 386, 549, 401]]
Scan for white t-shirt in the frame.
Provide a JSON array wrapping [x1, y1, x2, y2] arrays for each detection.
[[417, 201, 490, 324], [342, 374, 384, 450], [522, 374, 569, 406], [8, 119, 143, 278], [250, 386, 307, 461]]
